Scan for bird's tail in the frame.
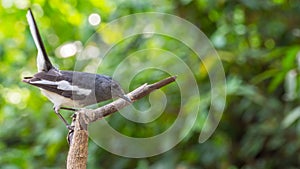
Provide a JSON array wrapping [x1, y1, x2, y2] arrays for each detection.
[[26, 8, 53, 72]]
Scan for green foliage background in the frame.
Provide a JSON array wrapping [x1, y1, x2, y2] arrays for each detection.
[[1, 0, 300, 168]]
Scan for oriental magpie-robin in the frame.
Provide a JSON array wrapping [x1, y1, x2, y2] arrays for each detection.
[[23, 9, 131, 129]]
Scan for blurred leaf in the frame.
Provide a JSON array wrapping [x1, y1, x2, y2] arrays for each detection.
[[282, 106, 300, 128]]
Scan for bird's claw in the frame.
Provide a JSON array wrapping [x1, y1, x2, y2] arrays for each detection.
[[67, 124, 74, 131]]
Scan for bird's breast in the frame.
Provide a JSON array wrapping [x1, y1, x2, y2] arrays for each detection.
[[41, 89, 83, 108]]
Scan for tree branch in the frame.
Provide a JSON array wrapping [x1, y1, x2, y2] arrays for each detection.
[[66, 76, 177, 169], [66, 113, 88, 169]]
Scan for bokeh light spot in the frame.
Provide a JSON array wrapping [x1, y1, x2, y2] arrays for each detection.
[[88, 13, 101, 26]]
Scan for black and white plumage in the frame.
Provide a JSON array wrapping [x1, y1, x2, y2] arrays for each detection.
[[23, 9, 131, 128]]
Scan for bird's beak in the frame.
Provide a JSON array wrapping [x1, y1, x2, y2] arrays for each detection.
[[120, 95, 132, 103]]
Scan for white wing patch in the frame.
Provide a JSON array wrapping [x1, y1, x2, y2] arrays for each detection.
[[56, 80, 92, 95], [30, 80, 92, 96]]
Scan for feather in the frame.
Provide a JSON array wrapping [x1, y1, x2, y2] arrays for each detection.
[[23, 76, 90, 100], [26, 9, 53, 72]]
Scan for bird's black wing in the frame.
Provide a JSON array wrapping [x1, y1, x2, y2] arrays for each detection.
[[22, 70, 90, 100]]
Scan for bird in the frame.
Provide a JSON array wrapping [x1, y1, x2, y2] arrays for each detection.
[[23, 9, 131, 129]]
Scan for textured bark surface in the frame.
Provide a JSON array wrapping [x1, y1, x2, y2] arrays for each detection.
[[66, 113, 88, 169]]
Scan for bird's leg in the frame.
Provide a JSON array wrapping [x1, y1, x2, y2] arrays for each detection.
[[53, 107, 74, 130]]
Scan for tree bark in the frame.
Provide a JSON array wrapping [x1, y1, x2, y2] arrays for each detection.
[[66, 76, 177, 169], [66, 113, 88, 169]]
